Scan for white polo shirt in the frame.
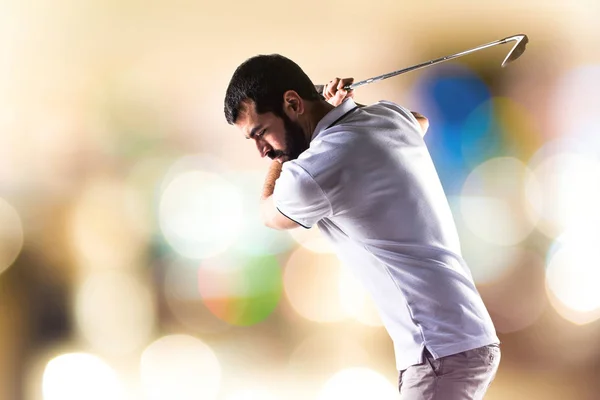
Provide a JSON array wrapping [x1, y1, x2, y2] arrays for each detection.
[[273, 98, 499, 371]]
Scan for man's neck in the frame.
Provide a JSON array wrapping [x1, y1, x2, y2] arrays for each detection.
[[302, 100, 335, 143]]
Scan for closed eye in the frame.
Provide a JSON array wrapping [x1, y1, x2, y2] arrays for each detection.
[[245, 128, 267, 140]]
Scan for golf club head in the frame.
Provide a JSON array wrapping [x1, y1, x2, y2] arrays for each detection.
[[501, 34, 529, 67]]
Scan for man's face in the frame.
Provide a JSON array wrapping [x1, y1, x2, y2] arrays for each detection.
[[235, 100, 309, 163]]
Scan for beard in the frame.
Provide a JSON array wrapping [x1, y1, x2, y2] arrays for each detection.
[[267, 114, 309, 162]]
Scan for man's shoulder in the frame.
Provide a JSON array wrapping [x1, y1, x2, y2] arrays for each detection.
[[288, 150, 325, 180], [319, 101, 415, 134], [363, 100, 416, 121], [296, 134, 358, 174]]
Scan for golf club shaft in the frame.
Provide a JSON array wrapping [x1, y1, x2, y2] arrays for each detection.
[[316, 35, 518, 94]]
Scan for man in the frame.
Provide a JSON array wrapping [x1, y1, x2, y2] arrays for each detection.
[[224, 54, 500, 399]]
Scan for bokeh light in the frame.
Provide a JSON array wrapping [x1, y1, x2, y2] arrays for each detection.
[[75, 270, 155, 355], [159, 169, 243, 259], [460, 157, 540, 246], [287, 225, 334, 254], [68, 177, 149, 271], [197, 254, 283, 326], [448, 196, 520, 284], [478, 250, 547, 334], [551, 65, 600, 154], [338, 268, 383, 327], [546, 226, 600, 325], [42, 353, 123, 400], [287, 333, 370, 382], [283, 247, 346, 323], [164, 260, 232, 334], [316, 367, 397, 400], [140, 334, 221, 400], [527, 137, 592, 169], [226, 171, 295, 256], [412, 63, 492, 194], [485, 367, 590, 400], [462, 97, 542, 166], [5, 4, 600, 400], [519, 296, 600, 369], [460, 99, 503, 166], [528, 152, 600, 239], [126, 155, 180, 231], [225, 388, 279, 400], [494, 98, 543, 160], [0, 197, 24, 275]]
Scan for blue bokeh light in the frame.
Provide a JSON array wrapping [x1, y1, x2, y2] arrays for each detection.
[[461, 100, 505, 168], [412, 64, 492, 195]]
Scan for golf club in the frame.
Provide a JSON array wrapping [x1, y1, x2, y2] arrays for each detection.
[[315, 33, 528, 95]]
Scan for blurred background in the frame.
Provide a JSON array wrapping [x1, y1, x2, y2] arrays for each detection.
[[1, 0, 600, 399]]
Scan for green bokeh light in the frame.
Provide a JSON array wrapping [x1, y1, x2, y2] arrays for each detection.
[[198, 254, 283, 326]]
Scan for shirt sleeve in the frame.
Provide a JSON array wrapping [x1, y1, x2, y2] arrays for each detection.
[[378, 101, 422, 131], [272, 162, 332, 229]]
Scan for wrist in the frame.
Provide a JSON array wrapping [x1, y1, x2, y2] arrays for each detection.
[[261, 161, 283, 200]]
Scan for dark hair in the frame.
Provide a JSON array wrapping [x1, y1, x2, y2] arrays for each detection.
[[224, 54, 321, 125]]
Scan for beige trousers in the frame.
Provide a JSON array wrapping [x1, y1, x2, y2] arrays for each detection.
[[398, 345, 501, 400]]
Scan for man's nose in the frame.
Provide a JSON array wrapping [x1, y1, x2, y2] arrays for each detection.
[[255, 139, 270, 158]]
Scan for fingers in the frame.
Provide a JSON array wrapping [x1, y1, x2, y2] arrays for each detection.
[[324, 77, 354, 106], [325, 77, 354, 97], [325, 77, 340, 99], [330, 87, 347, 106], [336, 77, 354, 94], [335, 78, 354, 101]]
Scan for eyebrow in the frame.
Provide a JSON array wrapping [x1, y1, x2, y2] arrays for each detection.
[[245, 124, 264, 140]]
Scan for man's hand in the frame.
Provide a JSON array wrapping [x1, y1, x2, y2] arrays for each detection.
[[323, 77, 354, 106], [411, 111, 430, 136]]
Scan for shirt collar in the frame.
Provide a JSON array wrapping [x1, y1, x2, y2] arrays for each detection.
[[311, 98, 357, 141]]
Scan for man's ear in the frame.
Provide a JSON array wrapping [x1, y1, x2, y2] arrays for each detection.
[[282, 90, 304, 119]]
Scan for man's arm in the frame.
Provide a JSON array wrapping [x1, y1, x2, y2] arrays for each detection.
[[411, 111, 429, 137], [260, 161, 300, 230]]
